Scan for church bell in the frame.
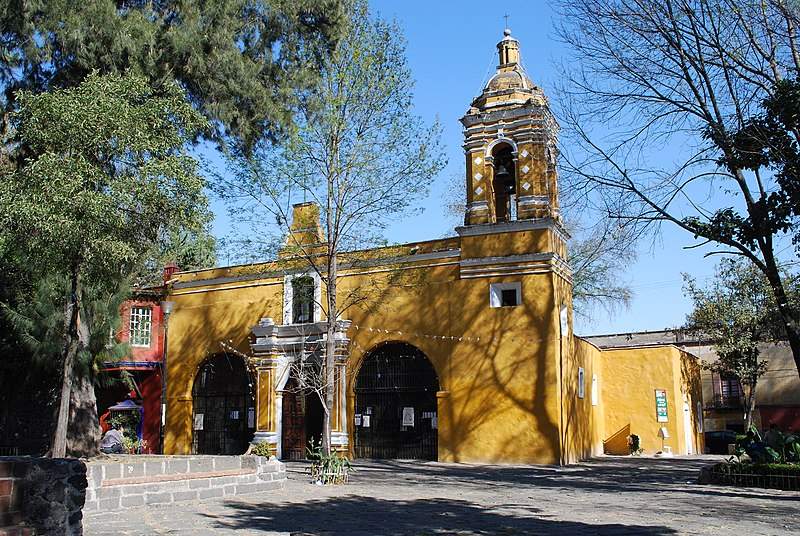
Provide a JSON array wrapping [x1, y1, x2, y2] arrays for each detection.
[[496, 164, 515, 194]]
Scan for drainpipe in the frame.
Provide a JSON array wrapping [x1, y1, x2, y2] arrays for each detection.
[[159, 300, 175, 454]]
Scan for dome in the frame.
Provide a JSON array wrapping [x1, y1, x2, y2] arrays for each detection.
[[485, 69, 532, 92]]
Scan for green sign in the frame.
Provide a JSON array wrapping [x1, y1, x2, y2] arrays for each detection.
[[655, 389, 668, 423]]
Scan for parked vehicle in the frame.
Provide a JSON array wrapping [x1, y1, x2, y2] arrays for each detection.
[[705, 430, 737, 454]]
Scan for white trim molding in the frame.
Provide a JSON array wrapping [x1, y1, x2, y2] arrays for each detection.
[[283, 271, 323, 325]]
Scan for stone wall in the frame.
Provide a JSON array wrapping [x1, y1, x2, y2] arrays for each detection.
[[84, 455, 285, 512], [0, 457, 87, 536]]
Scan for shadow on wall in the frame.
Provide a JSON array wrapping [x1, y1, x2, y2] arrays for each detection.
[[345, 264, 562, 464], [604, 424, 630, 455], [681, 352, 704, 453], [165, 286, 279, 454], [201, 495, 679, 535]]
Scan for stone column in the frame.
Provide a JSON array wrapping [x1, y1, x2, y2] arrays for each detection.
[[330, 362, 349, 452], [250, 318, 280, 456], [252, 358, 279, 456], [329, 320, 351, 453]]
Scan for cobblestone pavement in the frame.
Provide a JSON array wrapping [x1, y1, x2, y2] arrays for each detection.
[[84, 455, 800, 536]]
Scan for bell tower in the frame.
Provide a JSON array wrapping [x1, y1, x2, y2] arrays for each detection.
[[460, 29, 561, 226]]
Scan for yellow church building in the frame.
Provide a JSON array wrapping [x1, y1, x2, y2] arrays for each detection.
[[161, 30, 704, 465]]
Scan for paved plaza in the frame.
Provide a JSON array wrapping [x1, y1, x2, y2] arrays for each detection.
[[84, 455, 800, 535]]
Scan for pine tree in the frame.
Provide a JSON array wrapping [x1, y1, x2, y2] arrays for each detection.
[[0, 0, 345, 151], [0, 72, 210, 457]]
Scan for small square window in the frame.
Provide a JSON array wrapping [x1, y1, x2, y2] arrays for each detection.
[[489, 282, 521, 308]]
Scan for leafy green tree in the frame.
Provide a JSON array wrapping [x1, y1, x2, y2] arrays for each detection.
[[0, 0, 345, 151], [684, 258, 799, 429], [0, 72, 209, 457], [217, 0, 445, 454], [554, 0, 800, 376], [2, 275, 130, 456]]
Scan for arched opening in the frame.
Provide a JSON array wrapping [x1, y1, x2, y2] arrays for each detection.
[[281, 376, 324, 460], [191, 354, 255, 455], [354, 342, 439, 460], [491, 144, 516, 222]]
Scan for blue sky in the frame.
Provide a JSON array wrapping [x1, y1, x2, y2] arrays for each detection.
[[207, 0, 729, 336]]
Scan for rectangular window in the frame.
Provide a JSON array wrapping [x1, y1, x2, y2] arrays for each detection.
[[591, 374, 599, 406], [129, 306, 152, 347], [489, 282, 521, 308], [712, 373, 743, 407], [292, 276, 315, 324], [578, 367, 585, 399]]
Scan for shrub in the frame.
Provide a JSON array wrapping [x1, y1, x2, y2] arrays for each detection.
[[307, 438, 351, 485], [707, 461, 800, 491], [628, 434, 643, 455], [250, 442, 273, 457]]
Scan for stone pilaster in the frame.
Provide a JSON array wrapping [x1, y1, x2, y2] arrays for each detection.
[[251, 318, 280, 455]]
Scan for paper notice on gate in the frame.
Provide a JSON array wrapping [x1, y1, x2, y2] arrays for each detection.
[[354, 414, 362, 426], [248, 407, 255, 428], [402, 407, 415, 427], [431, 416, 438, 429], [193, 413, 204, 431], [362, 415, 371, 428]]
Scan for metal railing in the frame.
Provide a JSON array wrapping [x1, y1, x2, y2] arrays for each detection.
[[706, 394, 743, 409], [707, 464, 800, 491]]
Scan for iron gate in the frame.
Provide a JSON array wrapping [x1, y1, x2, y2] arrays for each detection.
[[192, 354, 255, 455], [354, 342, 439, 460]]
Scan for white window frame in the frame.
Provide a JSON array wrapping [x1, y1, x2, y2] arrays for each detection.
[[591, 374, 599, 406], [578, 367, 585, 399], [129, 306, 152, 347], [283, 272, 322, 325], [489, 282, 522, 308]]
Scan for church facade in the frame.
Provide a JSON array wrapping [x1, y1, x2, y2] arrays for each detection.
[[161, 31, 704, 464]]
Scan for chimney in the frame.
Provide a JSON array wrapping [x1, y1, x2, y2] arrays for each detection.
[[279, 202, 325, 258], [162, 262, 179, 284]]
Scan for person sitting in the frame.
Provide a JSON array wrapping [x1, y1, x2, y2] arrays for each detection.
[[100, 424, 126, 454]]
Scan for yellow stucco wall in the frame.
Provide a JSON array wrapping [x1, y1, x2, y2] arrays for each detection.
[[164, 227, 568, 464], [162, 221, 705, 465], [598, 346, 704, 456]]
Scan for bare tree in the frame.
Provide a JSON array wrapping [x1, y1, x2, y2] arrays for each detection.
[[215, 0, 445, 454], [442, 169, 635, 320], [554, 0, 800, 374]]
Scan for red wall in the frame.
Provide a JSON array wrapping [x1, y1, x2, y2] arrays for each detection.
[[108, 297, 166, 452], [139, 370, 163, 453], [759, 406, 800, 432], [118, 299, 164, 362]]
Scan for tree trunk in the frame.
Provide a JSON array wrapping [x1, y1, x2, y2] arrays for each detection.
[[743, 382, 757, 432], [51, 263, 81, 458], [67, 373, 101, 457], [321, 129, 341, 457], [66, 310, 100, 457], [322, 244, 338, 457], [760, 249, 800, 379]]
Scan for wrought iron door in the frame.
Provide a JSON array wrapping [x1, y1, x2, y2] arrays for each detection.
[[354, 343, 439, 460], [192, 355, 255, 455]]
